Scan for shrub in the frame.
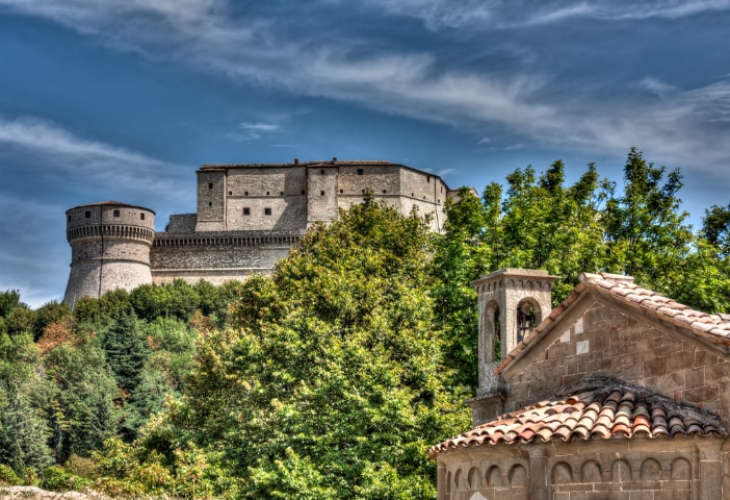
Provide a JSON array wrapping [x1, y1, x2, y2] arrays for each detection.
[[0, 464, 22, 486], [40, 466, 91, 492]]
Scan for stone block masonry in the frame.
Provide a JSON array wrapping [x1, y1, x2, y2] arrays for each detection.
[[63, 160, 457, 305]]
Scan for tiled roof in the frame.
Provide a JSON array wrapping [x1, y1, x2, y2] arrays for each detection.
[[495, 272, 730, 374], [429, 377, 726, 458]]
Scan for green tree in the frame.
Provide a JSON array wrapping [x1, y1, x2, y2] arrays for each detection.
[[165, 196, 470, 498], [703, 204, 730, 256], [101, 311, 150, 395], [43, 342, 118, 463], [0, 290, 22, 318], [0, 333, 53, 475], [33, 300, 72, 341]]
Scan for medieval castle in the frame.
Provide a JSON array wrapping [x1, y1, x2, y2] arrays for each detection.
[[63, 159, 455, 307]]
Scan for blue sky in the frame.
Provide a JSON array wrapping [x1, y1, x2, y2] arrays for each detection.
[[1, 0, 730, 307]]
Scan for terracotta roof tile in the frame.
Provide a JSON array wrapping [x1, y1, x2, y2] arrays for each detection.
[[429, 377, 726, 458]]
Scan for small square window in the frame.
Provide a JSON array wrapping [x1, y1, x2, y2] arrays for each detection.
[[362, 189, 365, 194], [208, 183, 213, 189], [208, 202, 212, 207], [229, 191, 232, 195], [320, 170, 324, 174], [382, 190, 386, 194], [266, 191, 270, 196], [140, 213, 145, 220], [85, 211, 91, 218], [243, 208, 250, 216], [320, 190, 325, 196], [427, 176, 431, 183], [264, 208, 272, 216], [339, 189, 343, 194], [245, 191, 249, 196], [280, 191, 284, 196], [113, 210, 120, 217], [301, 190, 306, 195], [357, 169, 364, 175], [411, 193, 414, 197], [67, 215, 71, 222]]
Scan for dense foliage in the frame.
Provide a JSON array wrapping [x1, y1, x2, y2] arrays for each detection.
[[1, 149, 729, 498]]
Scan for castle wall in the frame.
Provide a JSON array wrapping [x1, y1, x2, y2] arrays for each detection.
[[167, 214, 197, 232], [65, 161, 454, 302], [64, 203, 155, 308], [307, 166, 339, 224], [149, 230, 304, 284], [196, 170, 226, 231]]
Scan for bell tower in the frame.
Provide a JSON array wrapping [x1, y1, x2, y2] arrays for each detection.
[[470, 268, 558, 398]]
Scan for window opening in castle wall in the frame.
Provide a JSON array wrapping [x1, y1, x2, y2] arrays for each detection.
[[243, 208, 250, 216], [264, 208, 272, 215], [113, 210, 120, 217]]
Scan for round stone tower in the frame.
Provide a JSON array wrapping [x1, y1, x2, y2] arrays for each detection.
[[63, 201, 155, 309]]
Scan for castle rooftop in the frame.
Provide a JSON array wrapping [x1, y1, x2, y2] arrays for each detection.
[[66, 201, 156, 215]]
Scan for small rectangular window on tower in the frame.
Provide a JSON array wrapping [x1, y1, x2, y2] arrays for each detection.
[[208, 202, 212, 207], [243, 208, 250, 216], [113, 210, 120, 217], [357, 168, 363, 175], [140, 213, 145, 220], [85, 211, 91, 218], [67, 215, 71, 222], [208, 183, 213, 189], [320, 190, 325, 196], [264, 208, 272, 216]]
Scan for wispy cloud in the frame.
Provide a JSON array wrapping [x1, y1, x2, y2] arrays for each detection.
[[368, 0, 730, 29], [0, 116, 186, 193], [2, 0, 730, 179], [228, 121, 281, 141]]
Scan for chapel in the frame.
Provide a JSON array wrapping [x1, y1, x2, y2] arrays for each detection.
[[430, 269, 730, 500]]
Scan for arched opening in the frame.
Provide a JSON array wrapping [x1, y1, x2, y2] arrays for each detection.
[[516, 298, 541, 344], [485, 300, 501, 362]]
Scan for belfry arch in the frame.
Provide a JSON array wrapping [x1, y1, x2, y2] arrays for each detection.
[[471, 269, 558, 398]]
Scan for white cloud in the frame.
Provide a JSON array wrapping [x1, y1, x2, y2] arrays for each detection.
[[228, 121, 282, 141], [0, 116, 186, 193], [2, 0, 730, 180], [368, 0, 730, 29]]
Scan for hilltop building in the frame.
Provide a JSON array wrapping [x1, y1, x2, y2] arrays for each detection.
[[63, 159, 455, 307], [430, 269, 730, 499]]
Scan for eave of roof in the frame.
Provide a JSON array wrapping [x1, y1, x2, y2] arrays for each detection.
[[429, 376, 726, 459], [494, 272, 730, 375]]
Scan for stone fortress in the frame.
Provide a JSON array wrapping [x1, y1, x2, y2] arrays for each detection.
[[63, 159, 456, 308]]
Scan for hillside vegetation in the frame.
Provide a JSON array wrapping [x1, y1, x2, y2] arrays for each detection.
[[1, 149, 730, 498]]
